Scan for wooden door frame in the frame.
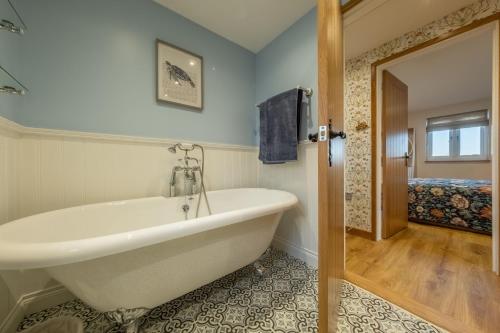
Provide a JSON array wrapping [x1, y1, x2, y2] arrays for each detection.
[[317, 0, 345, 332], [341, 0, 364, 13], [370, 14, 500, 273]]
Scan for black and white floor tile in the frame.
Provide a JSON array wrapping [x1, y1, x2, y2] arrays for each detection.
[[18, 249, 444, 333], [337, 282, 445, 333]]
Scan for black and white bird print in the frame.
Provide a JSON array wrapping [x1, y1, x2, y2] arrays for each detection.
[[166, 61, 195, 88]]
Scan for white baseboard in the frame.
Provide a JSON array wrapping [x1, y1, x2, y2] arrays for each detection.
[[0, 285, 74, 333], [272, 236, 318, 268]]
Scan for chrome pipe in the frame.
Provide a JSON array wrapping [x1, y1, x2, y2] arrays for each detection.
[[193, 144, 212, 217]]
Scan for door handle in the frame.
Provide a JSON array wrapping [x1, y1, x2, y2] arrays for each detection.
[[404, 152, 410, 167], [308, 120, 346, 167], [328, 120, 346, 167]]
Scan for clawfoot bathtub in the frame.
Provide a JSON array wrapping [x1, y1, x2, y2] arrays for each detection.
[[0, 188, 297, 332]]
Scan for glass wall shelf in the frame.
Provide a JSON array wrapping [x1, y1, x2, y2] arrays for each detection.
[[0, 65, 27, 95], [0, 0, 27, 34]]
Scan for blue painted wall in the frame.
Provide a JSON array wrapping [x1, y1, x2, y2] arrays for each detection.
[[255, 9, 317, 143], [0, 0, 22, 121], [3, 1, 317, 146], [13, 0, 256, 145]]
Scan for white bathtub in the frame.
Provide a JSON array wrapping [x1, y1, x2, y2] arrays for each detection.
[[0, 188, 297, 314]]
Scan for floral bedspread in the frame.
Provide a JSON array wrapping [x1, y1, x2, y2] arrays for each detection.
[[408, 178, 492, 234]]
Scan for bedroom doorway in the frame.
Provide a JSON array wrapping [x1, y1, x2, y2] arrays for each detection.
[[374, 23, 497, 263], [345, 16, 500, 333]]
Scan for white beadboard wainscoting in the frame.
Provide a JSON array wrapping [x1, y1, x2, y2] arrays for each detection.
[[0, 119, 20, 327], [0, 115, 319, 331], [258, 144, 319, 267], [15, 132, 259, 219]]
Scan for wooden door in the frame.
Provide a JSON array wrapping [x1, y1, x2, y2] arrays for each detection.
[[317, 0, 344, 332], [382, 70, 408, 238]]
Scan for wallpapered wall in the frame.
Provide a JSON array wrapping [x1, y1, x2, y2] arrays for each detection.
[[345, 0, 500, 231]]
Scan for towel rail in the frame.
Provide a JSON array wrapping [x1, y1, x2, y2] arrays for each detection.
[[256, 86, 312, 107]]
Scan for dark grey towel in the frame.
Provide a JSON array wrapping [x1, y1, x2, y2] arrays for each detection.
[[258, 88, 302, 164]]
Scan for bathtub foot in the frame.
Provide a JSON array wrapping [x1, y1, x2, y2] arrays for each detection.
[[106, 307, 149, 333], [254, 248, 272, 277]]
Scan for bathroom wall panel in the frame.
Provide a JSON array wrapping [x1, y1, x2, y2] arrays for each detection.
[[0, 123, 20, 324], [258, 144, 318, 266], [40, 138, 65, 212], [15, 132, 259, 219], [0, 275, 14, 325], [0, 128, 19, 225]]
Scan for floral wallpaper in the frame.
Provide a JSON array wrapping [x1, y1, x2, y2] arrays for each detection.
[[345, 0, 500, 231]]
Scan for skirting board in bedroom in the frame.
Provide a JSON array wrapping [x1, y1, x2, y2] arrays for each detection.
[[345, 226, 374, 240], [0, 285, 74, 333], [272, 236, 318, 268]]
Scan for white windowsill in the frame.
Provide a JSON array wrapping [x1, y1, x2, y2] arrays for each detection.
[[425, 158, 491, 163]]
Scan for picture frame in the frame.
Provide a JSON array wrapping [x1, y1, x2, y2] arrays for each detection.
[[156, 39, 203, 110]]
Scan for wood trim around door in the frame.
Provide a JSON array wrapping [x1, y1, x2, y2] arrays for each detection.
[[370, 14, 500, 245], [345, 226, 373, 239], [341, 0, 364, 14], [318, 0, 345, 332], [497, 18, 500, 275]]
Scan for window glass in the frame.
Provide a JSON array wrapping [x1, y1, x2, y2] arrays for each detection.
[[459, 127, 482, 156], [431, 130, 450, 157]]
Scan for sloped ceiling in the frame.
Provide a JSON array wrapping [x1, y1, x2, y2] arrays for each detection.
[[154, 0, 316, 53]]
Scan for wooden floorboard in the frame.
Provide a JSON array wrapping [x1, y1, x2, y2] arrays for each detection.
[[346, 222, 500, 333]]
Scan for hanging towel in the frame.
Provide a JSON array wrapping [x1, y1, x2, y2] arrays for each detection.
[[258, 88, 302, 164]]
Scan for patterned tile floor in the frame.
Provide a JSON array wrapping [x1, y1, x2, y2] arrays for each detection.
[[18, 249, 444, 333]]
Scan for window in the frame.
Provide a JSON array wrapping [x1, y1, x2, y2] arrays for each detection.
[[426, 110, 490, 161]]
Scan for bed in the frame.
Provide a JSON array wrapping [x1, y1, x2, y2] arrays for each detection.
[[408, 178, 492, 235]]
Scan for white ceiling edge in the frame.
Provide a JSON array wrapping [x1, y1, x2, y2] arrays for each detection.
[[153, 0, 316, 53]]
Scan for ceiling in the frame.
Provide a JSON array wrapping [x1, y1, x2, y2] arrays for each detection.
[[387, 29, 492, 112], [345, 0, 475, 59], [153, 0, 316, 53]]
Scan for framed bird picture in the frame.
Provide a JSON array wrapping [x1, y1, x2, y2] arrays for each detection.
[[156, 39, 203, 109]]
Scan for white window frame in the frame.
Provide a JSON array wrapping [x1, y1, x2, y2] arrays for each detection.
[[426, 125, 490, 162]]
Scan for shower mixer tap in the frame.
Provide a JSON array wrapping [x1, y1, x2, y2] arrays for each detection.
[[169, 164, 200, 196], [167, 143, 212, 217]]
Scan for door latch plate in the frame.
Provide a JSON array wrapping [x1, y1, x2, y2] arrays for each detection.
[[319, 126, 328, 141]]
